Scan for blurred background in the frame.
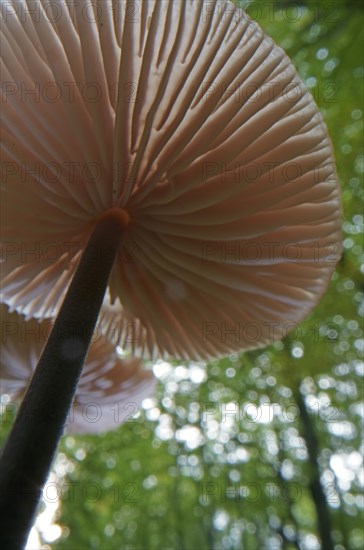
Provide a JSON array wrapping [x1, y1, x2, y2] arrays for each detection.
[[1, 0, 363, 548]]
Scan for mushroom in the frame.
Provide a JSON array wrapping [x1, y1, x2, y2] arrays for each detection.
[[1, 0, 341, 356], [0, 0, 342, 545], [0, 305, 156, 435]]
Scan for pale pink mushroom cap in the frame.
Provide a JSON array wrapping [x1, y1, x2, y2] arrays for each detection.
[[0, 305, 156, 434], [1, 0, 342, 358]]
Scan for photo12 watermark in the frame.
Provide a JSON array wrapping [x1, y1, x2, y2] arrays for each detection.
[[200, 401, 341, 424], [38, 480, 141, 504], [200, 480, 340, 504]]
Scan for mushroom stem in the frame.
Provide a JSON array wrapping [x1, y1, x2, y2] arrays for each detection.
[[0, 213, 125, 548]]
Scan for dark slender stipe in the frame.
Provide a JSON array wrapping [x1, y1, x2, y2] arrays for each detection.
[[0, 214, 124, 549]]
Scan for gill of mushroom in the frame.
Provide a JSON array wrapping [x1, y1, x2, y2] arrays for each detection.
[[0, 0, 342, 546], [0, 304, 157, 435]]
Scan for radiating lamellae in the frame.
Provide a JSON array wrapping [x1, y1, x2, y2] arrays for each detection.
[[1, 0, 342, 359]]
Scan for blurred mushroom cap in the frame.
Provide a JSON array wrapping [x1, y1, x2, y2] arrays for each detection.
[[1, 0, 342, 359], [0, 305, 156, 434]]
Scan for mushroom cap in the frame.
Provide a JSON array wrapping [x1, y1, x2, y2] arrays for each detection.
[[1, 0, 342, 358], [0, 305, 156, 434]]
